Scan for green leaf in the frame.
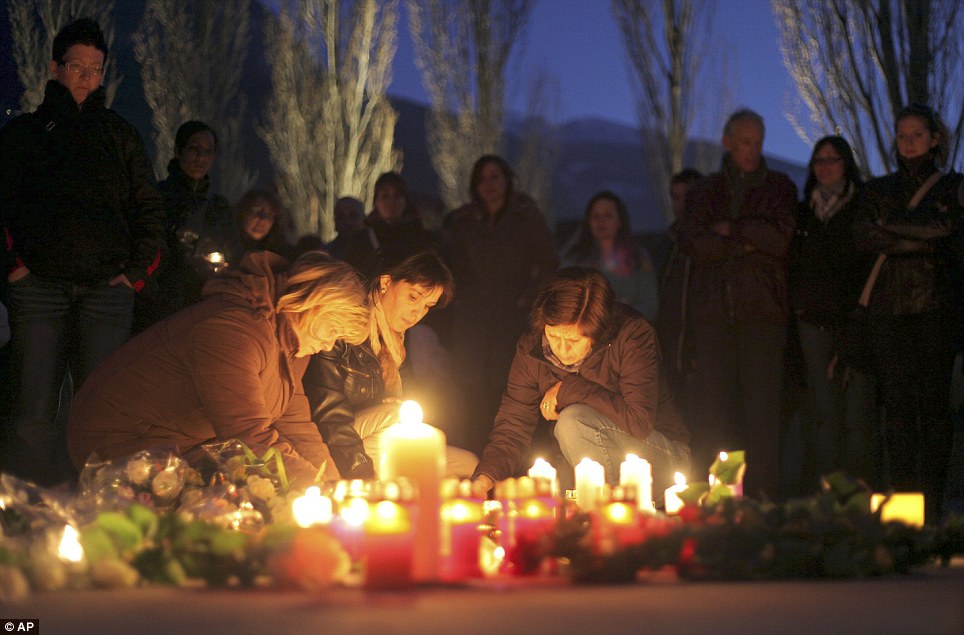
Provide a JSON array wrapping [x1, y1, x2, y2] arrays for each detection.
[[705, 482, 736, 505], [679, 482, 710, 506], [79, 525, 119, 562], [96, 511, 144, 555], [127, 503, 159, 540], [709, 451, 746, 484]]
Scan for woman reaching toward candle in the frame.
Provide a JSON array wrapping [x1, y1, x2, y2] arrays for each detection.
[[472, 267, 690, 495], [303, 250, 478, 479], [67, 251, 371, 485]]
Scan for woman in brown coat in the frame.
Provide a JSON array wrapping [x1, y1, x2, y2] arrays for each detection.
[[67, 251, 371, 485]]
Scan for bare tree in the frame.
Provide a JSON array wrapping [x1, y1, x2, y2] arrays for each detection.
[[613, 0, 721, 223], [772, 0, 964, 174], [132, 0, 256, 202], [514, 65, 560, 226], [259, 0, 400, 242], [407, 0, 533, 211], [8, 0, 119, 114]]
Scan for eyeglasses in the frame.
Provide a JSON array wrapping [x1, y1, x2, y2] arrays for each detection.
[[812, 157, 843, 166], [59, 60, 105, 76]]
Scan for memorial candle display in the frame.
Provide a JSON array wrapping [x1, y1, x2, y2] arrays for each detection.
[[364, 481, 417, 589], [380, 401, 445, 582], [664, 472, 687, 515], [528, 458, 559, 494], [594, 487, 642, 553], [574, 458, 605, 511], [619, 454, 653, 511], [291, 486, 333, 528]]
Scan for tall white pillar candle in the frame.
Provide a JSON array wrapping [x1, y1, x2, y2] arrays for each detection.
[[574, 458, 605, 511]]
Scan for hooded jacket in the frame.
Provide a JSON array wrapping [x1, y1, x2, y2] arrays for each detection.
[[0, 80, 165, 290], [473, 304, 689, 482], [67, 252, 339, 484]]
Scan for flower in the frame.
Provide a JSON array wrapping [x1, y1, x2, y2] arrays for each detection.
[[246, 476, 277, 502], [152, 468, 184, 500], [125, 459, 153, 486]]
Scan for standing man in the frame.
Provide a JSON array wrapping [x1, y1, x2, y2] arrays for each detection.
[[679, 109, 796, 498], [0, 18, 166, 485]]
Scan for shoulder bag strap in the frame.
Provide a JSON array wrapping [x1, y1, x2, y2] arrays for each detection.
[[857, 171, 944, 307]]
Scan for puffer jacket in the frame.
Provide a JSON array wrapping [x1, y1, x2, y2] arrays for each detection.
[[854, 159, 963, 317], [473, 304, 689, 483], [67, 252, 339, 484], [679, 156, 797, 325], [302, 340, 385, 479], [0, 80, 165, 290]]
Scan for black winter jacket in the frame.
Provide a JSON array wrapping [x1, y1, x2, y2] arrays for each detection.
[[854, 159, 963, 317], [0, 81, 165, 289], [303, 339, 386, 479]]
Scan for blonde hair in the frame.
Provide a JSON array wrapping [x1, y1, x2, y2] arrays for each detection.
[[276, 251, 370, 345]]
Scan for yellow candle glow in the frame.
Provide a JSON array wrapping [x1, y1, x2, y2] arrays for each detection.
[[57, 525, 84, 563], [871, 492, 925, 528], [292, 486, 333, 527], [664, 472, 687, 515], [380, 400, 445, 581], [619, 454, 653, 511]]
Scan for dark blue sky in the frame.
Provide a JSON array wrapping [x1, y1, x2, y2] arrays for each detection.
[[389, 0, 812, 167]]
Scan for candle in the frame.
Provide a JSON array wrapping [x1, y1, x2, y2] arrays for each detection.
[[574, 458, 605, 511], [619, 454, 653, 511], [528, 458, 558, 493], [664, 472, 687, 515], [292, 486, 334, 528], [871, 492, 925, 528], [57, 525, 84, 563], [440, 479, 485, 581], [364, 485, 416, 589], [595, 490, 642, 553], [380, 400, 445, 582]]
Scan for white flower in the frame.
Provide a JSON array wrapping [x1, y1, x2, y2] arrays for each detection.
[[152, 468, 184, 500], [246, 475, 277, 501], [125, 459, 153, 485]]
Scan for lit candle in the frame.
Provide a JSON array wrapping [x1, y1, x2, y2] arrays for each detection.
[[664, 472, 687, 515], [619, 454, 653, 511], [57, 525, 84, 563], [440, 479, 485, 582], [364, 485, 416, 589], [292, 486, 334, 528], [574, 458, 605, 511], [871, 492, 925, 528], [380, 400, 445, 582], [528, 458, 558, 488], [595, 492, 642, 553]]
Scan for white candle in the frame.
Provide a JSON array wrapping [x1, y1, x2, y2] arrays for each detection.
[[292, 486, 333, 527], [574, 458, 605, 511], [619, 454, 653, 511], [527, 458, 558, 495], [57, 525, 84, 563], [664, 472, 687, 515], [380, 400, 445, 582]]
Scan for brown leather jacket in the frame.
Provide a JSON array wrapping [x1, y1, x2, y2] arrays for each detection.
[[67, 252, 339, 484], [473, 304, 689, 482]]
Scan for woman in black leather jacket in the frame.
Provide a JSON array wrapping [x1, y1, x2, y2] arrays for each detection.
[[303, 251, 478, 479], [854, 104, 963, 524]]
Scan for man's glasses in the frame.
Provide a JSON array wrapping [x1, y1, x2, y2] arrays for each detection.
[[59, 60, 105, 77]]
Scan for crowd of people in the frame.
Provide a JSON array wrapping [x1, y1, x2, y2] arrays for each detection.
[[1, 19, 962, 524]]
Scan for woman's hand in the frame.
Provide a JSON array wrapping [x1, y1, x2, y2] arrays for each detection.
[[540, 381, 562, 421]]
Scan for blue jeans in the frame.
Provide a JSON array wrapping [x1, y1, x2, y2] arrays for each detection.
[[7, 273, 134, 480], [797, 320, 879, 488], [552, 403, 691, 495]]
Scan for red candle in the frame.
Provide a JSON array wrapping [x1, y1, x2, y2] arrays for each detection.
[[439, 480, 485, 582], [364, 491, 416, 590]]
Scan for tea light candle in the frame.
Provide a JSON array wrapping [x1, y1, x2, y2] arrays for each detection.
[[664, 472, 687, 515], [292, 486, 334, 527], [574, 458, 605, 511], [440, 480, 485, 582], [364, 498, 415, 589], [871, 492, 925, 528], [619, 454, 653, 511], [380, 400, 445, 582]]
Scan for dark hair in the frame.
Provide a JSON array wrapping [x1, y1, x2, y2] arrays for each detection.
[[565, 191, 641, 269], [893, 103, 950, 166], [236, 188, 289, 252], [372, 171, 418, 220], [377, 250, 455, 309], [469, 155, 515, 206], [52, 18, 108, 62], [671, 169, 703, 187], [530, 267, 617, 343], [724, 108, 765, 137], [174, 120, 217, 156], [803, 135, 863, 200]]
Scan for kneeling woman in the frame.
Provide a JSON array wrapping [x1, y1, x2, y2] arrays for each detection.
[[303, 251, 478, 479], [473, 267, 690, 495], [68, 251, 371, 485]]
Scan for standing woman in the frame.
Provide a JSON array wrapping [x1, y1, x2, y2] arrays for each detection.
[[444, 155, 559, 454], [563, 191, 659, 321], [789, 136, 878, 490], [855, 104, 963, 524], [236, 188, 292, 259]]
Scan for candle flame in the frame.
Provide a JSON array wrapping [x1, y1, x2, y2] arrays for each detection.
[[719, 451, 729, 461], [399, 400, 423, 426], [625, 453, 640, 462], [292, 486, 333, 527], [58, 525, 84, 563], [340, 497, 370, 527], [674, 472, 687, 487]]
